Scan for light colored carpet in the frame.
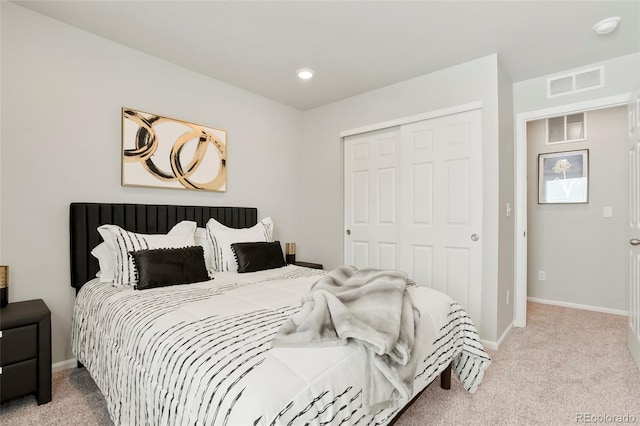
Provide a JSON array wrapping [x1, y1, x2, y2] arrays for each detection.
[[1, 302, 639, 425]]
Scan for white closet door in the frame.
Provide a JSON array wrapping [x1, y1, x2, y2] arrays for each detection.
[[344, 127, 401, 269], [344, 108, 483, 324], [399, 109, 483, 323]]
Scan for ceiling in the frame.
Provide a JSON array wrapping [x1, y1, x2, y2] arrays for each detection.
[[12, 1, 640, 111]]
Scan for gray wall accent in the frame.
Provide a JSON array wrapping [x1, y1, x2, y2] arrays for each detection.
[[526, 106, 628, 310], [299, 54, 506, 341], [1, 3, 303, 364]]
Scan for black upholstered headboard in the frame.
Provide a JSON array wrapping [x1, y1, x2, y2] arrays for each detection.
[[69, 203, 258, 290]]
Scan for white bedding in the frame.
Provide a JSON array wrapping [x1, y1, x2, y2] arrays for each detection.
[[72, 265, 490, 426]]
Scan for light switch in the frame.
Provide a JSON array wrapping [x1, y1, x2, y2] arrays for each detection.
[[603, 206, 613, 218], [506, 202, 512, 217]]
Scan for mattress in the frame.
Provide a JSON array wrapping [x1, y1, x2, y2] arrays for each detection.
[[72, 265, 490, 425]]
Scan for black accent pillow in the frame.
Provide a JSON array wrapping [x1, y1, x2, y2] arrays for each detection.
[[231, 241, 286, 273], [130, 246, 209, 290]]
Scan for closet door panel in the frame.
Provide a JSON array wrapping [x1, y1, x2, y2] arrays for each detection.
[[344, 127, 401, 269]]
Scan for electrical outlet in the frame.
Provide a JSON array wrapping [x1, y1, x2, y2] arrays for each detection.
[[506, 290, 510, 305], [538, 271, 546, 281]]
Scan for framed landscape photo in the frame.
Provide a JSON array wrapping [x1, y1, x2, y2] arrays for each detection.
[[538, 149, 589, 204], [122, 108, 227, 192]]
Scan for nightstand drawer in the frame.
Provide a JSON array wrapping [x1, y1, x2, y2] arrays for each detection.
[[0, 325, 38, 365], [0, 358, 37, 402]]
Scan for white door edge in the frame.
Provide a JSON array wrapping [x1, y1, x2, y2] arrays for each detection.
[[630, 326, 640, 370], [514, 93, 632, 328]]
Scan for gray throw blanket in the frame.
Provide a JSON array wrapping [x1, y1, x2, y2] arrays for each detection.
[[271, 266, 421, 413]]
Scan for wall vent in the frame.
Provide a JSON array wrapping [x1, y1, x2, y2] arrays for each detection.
[[547, 66, 604, 98], [545, 112, 587, 144]]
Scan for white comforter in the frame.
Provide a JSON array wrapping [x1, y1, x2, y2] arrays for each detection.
[[72, 265, 490, 426]]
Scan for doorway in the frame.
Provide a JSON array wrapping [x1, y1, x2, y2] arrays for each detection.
[[514, 94, 632, 327]]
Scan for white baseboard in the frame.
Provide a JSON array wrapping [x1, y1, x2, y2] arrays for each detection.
[[481, 320, 514, 351], [527, 297, 628, 317], [497, 321, 515, 347], [52, 358, 77, 373], [481, 339, 498, 351]]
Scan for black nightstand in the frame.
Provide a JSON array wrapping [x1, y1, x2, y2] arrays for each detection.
[[294, 261, 323, 270], [0, 299, 52, 405]]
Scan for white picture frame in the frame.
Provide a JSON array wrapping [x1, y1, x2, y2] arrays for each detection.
[[538, 149, 589, 204]]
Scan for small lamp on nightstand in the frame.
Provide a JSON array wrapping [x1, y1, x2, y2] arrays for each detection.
[[285, 243, 296, 264], [0, 265, 8, 307]]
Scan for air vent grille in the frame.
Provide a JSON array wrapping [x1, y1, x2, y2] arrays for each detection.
[[575, 69, 602, 90], [545, 112, 587, 144], [549, 76, 573, 97], [547, 66, 604, 98]]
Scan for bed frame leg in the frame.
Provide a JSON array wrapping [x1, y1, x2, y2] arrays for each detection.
[[77, 360, 84, 369], [440, 363, 451, 390]]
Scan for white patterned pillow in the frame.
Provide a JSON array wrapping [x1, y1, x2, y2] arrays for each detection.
[[194, 227, 214, 275], [91, 242, 115, 283], [205, 217, 273, 272], [98, 221, 197, 286]]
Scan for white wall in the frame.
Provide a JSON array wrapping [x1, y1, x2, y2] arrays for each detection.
[[513, 53, 640, 114], [299, 55, 506, 341], [1, 3, 303, 364], [497, 59, 515, 334], [0, 2, 3, 263], [526, 106, 628, 310]]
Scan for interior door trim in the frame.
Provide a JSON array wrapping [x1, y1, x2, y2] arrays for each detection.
[[340, 101, 482, 138]]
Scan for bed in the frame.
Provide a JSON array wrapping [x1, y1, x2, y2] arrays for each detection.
[[70, 202, 490, 426]]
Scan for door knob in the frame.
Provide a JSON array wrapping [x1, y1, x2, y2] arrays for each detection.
[[346, 229, 351, 235], [631, 239, 640, 246], [471, 234, 479, 241]]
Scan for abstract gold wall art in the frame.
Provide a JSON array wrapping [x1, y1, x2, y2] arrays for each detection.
[[122, 108, 227, 191]]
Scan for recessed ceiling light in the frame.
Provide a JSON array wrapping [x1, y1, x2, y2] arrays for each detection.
[[297, 68, 314, 80], [593, 16, 621, 35]]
